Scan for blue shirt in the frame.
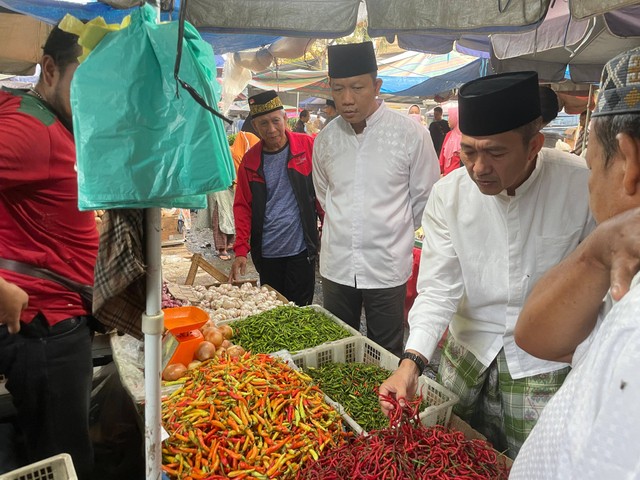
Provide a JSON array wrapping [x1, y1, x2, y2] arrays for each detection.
[[261, 144, 306, 258]]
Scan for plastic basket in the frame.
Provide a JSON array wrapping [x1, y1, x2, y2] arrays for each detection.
[[218, 304, 362, 352], [0, 454, 78, 480], [291, 336, 459, 435]]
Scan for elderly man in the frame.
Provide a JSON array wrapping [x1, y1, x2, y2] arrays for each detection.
[[511, 47, 640, 479], [230, 90, 321, 306], [380, 71, 595, 458], [313, 41, 439, 356]]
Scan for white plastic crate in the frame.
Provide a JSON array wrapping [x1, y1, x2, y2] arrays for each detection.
[[291, 336, 459, 435], [218, 304, 362, 352], [0, 454, 77, 480]]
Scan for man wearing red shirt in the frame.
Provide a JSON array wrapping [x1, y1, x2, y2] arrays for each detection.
[[0, 27, 98, 478]]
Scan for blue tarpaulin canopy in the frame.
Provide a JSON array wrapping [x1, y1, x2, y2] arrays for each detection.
[[393, 58, 491, 97]]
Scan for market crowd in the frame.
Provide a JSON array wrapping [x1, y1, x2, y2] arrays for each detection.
[[1, 18, 640, 480]]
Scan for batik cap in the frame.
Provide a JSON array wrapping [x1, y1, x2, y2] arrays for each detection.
[[592, 47, 640, 118], [248, 90, 284, 118]]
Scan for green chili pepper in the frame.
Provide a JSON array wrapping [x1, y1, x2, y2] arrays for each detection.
[[306, 363, 428, 432], [231, 306, 352, 354]]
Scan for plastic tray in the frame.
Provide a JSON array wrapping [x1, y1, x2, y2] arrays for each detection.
[[291, 336, 459, 435], [218, 304, 362, 352], [0, 454, 78, 480]]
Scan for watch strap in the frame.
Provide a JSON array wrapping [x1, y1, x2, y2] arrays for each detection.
[[399, 352, 426, 376]]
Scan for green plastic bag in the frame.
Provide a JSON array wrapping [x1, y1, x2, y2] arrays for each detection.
[[71, 5, 234, 210]]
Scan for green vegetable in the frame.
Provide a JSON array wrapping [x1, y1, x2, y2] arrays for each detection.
[[306, 363, 428, 432], [230, 306, 352, 354]]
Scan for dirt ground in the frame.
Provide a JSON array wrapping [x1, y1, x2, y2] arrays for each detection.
[[162, 211, 324, 304]]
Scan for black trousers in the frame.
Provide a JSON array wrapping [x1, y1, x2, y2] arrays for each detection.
[[322, 278, 406, 356], [259, 250, 315, 306], [0, 315, 94, 479]]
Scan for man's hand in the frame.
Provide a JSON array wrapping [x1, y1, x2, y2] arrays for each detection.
[[587, 208, 640, 301], [229, 256, 247, 283], [379, 359, 420, 418], [0, 278, 28, 334]]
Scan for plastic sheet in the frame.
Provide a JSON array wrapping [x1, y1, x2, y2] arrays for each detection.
[[72, 5, 234, 210]]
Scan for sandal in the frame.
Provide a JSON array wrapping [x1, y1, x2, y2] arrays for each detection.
[[218, 252, 231, 261]]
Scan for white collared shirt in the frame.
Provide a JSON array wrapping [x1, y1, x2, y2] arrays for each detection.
[[510, 275, 640, 479], [405, 148, 595, 379], [313, 101, 440, 288]]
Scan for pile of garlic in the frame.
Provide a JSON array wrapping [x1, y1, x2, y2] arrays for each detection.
[[189, 282, 289, 321]]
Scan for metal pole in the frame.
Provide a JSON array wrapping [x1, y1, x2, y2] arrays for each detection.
[[143, 4, 164, 479], [143, 208, 164, 480]]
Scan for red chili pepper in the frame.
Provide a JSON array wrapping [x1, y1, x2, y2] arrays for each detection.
[[296, 394, 510, 480]]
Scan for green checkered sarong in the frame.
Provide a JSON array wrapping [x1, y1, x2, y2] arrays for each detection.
[[436, 334, 569, 459]]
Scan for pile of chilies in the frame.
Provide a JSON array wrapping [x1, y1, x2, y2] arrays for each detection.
[[161, 353, 347, 479], [296, 394, 510, 480]]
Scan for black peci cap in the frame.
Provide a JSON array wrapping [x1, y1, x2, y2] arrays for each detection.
[[459, 71, 541, 136], [328, 41, 378, 79]]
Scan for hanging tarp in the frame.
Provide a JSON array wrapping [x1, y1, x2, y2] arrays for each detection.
[[366, 0, 551, 36], [570, 0, 640, 19], [186, 0, 360, 37], [393, 58, 491, 97], [491, 2, 640, 83], [72, 5, 234, 210], [392, 58, 491, 98], [250, 51, 478, 94], [4, 0, 640, 40], [0, 0, 281, 54], [0, 12, 51, 75], [397, 33, 491, 57]]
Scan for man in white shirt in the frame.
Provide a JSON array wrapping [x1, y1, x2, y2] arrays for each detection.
[[313, 41, 439, 356], [511, 47, 640, 479], [379, 71, 595, 458]]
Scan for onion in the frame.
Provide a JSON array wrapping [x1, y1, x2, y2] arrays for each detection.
[[195, 341, 216, 361], [226, 345, 245, 359], [221, 339, 232, 349], [203, 328, 223, 348], [162, 363, 187, 381], [188, 360, 202, 370], [219, 324, 233, 340]]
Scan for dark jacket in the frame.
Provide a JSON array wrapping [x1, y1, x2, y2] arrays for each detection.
[[233, 130, 322, 272]]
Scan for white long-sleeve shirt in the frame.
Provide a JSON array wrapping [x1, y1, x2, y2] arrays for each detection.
[[312, 101, 440, 289], [510, 276, 640, 479], [405, 148, 595, 379]]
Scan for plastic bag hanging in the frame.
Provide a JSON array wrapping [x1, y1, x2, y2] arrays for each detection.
[[71, 4, 235, 210]]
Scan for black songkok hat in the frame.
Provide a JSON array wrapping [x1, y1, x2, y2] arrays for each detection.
[[248, 90, 283, 118], [593, 46, 640, 118], [539, 86, 559, 124], [459, 71, 541, 136], [328, 41, 378, 79], [326, 99, 336, 108]]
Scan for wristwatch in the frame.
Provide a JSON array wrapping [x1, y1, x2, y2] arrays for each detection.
[[398, 352, 426, 376]]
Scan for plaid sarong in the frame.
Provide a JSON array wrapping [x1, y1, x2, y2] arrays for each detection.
[[436, 335, 569, 459], [93, 209, 146, 339]]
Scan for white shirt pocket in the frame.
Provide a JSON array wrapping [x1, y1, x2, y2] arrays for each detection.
[[535, 230, 581, 275]]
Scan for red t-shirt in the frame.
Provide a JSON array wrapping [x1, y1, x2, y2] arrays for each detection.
[[0, 89, 99, 326]]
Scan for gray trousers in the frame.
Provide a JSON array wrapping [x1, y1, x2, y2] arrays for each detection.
[[322, 277, 406, 356]]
